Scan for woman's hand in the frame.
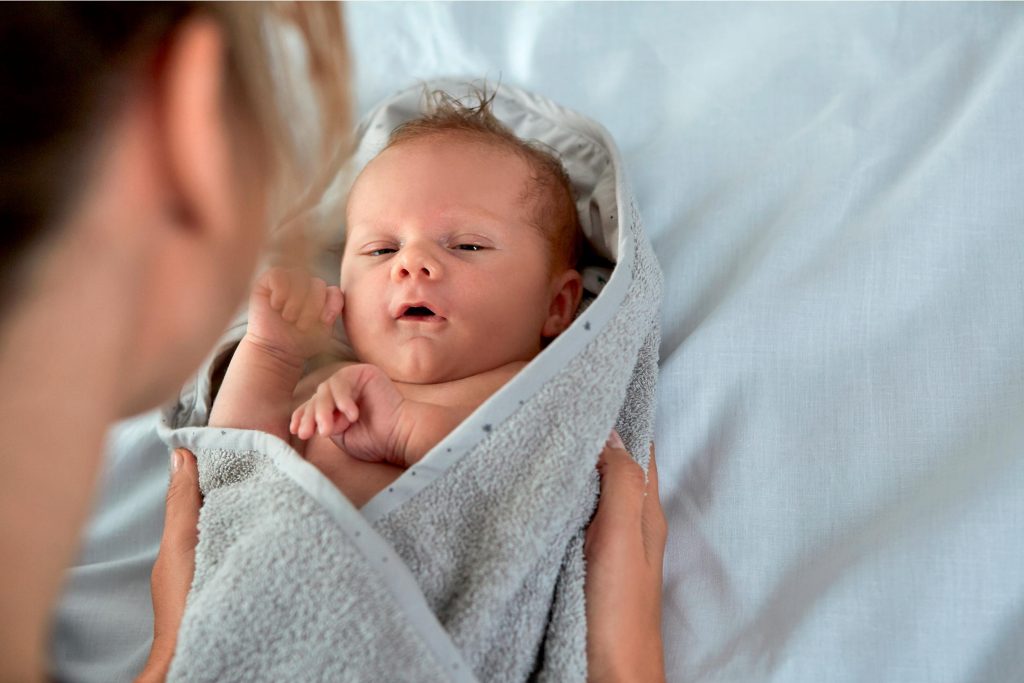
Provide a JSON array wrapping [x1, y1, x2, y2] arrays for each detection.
[[585, 433, 667, 683], [135, 449, 202, 683]]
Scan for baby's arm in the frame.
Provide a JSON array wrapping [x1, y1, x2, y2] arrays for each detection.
[[290, 364, 468, 467], [291, 363, 520, 466], [209, 268, 342, 441]]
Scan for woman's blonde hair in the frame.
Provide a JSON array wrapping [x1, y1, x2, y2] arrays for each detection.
[[218, 3, 353, 259], [0, 2, 352, 311]]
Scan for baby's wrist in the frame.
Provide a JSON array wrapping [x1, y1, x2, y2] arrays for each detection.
[[239, 333, 306, 372], [401, 445, 426, 468], [391, 403, 417, 469], [396, 401, 459, 469]]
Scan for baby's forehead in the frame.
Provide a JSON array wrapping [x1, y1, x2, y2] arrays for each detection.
[[347, 135, 542, 214], [375, 133, 528, 174]]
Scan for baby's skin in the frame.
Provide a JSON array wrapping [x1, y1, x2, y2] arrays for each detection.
[[209, 135, 583, 506]]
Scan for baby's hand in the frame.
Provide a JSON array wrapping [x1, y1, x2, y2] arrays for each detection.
[[246, 267, 343, 364], [290, 364, 411, 467]]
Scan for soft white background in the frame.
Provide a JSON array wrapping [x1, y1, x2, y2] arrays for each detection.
[[52, 4, 1024, 682]]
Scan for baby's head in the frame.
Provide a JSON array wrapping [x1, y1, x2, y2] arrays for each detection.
[[340, 89, 584, 384]]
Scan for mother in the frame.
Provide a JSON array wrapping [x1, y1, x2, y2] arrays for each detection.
[[0, 4, 666, 681]]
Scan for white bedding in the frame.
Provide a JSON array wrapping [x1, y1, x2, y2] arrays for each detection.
[[51, 4, 1024, 682]]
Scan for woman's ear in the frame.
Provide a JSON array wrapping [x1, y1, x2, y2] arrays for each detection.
[[542, 269, 584, 338], [103, 18, 263, 413], [159, 17, 233, 239]]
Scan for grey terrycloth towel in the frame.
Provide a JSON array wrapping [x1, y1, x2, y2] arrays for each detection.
[[158, 80, 663, 682]]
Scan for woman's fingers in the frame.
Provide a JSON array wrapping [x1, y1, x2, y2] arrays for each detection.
[[160, 449, 201, 557], [646, 441, 658, 491], [592, 431, 647, 535], [640, 443, 668, 567], [584, 434, 666, 682], [146, 449, 202, 673]]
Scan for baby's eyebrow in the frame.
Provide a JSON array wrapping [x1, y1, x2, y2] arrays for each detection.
[[346, 207, 512, 243], [345, 216, 389, 233], [439, 206, 507, 229], [344, 221, 394, 244]]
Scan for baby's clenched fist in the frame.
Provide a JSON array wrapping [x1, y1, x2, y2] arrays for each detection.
[[289, 364, 411, 468], [247, 267, 343, 363]]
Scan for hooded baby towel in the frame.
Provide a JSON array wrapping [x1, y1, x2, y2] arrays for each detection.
[[158, 80, 663, 682]]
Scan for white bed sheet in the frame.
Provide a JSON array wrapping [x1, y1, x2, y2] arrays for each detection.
[[51, 4, 1024, 682]]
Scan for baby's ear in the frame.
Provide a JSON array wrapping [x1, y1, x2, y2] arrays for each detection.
[[542, 269, 583, 338]]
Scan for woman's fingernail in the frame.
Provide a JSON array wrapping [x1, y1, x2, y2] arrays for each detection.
[[607, 430, 624, 450], [171, 449, 183, 473]]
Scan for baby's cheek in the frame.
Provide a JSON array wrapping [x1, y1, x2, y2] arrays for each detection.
[[340, 307, 371, 353]]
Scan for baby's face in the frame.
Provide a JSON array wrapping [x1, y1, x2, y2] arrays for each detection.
[[340, 137, 559, 384]]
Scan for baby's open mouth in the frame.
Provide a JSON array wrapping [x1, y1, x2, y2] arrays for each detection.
[[398, 304, 446, 322], [404, 305, 434, 316]]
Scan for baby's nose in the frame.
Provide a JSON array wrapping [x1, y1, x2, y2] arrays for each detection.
[[392, 248, 441, 281]]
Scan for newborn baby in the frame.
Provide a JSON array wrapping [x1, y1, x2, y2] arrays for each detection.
[[209, 93, 584, 506]]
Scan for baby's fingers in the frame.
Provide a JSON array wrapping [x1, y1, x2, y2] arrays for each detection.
[[296, 278, 327, 332], [324, 377, 359, 425], [322, 286, 343, 325], [297, 402, 319, 440], [281, 272, 310, 323], [330, 394, 359, 434], [267, 268, 290, 310], [289, 402, 309, 436], [313, 389, 338, 436], [325, 407, 352, 437]]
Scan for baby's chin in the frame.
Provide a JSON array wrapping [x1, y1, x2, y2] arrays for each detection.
[[373, 352, 461, 385]]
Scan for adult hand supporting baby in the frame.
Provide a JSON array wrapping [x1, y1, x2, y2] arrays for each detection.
[[136, 449, 201, 683], [585, 435, 667, 683]]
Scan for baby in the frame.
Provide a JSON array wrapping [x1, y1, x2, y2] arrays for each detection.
[[208, 92, 586, 506]]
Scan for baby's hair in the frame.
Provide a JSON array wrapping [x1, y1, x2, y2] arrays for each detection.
[[385, 84, 582, 274]]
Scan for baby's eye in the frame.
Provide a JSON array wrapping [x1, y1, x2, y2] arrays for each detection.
[[454, 244, 483, 251], [367, 248, 396, 257]]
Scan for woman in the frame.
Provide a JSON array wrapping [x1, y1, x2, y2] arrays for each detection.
[[0, 4, 666, 681]]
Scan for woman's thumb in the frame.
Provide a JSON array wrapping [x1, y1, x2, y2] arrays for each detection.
[[162, 449, 201, 553], [144, 449, 202, 677]]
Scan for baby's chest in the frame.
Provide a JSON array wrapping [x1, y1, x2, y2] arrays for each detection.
[[297, 434, 406, 509]]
